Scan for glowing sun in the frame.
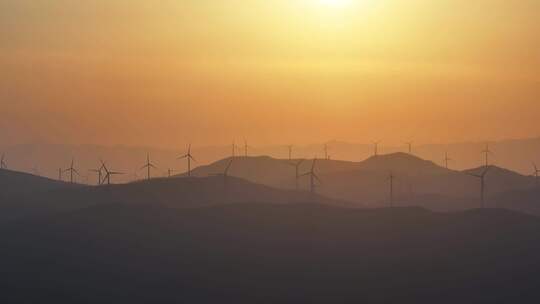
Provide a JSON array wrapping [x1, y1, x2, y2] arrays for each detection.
[[318, 0, 353, 8]]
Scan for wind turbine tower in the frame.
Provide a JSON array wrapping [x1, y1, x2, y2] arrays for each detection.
[[301, 158, 321, 194], [89, 162, 104, 186], [444, 152, 452, 169], [64, 158, 79, 184], [405, 142, 413, 154], [372, 141, 380, 157], [288, 145, 293, 161], [140, 153, 157, 180], [481, 144, 493, 167], [178, 144, 196, 177], [213, 158, 234, 189], [0, 154, 7, 169], [533, 162, 540, 187], [467, 166, 491, 208], [324, 144, 330, 160], [101, 160, 124, 185], [288, 159, 305, 190]]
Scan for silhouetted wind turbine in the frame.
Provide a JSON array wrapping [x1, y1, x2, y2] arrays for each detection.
[[481, 143, 492, 167], [58, 168, 63, 181], [140, 153, 157, 180], [324, 144, 330, 160], [301, 158, 321, 194], [0, 153, 7, 169], [231, 140, 238, 158], [178, 144, 196, 177], [89, 162, 104, 185], [372, 141, 380, 157], [405, 142, 413, 154], [532, 162, 540, 187], [101, 161, 124, 185], [444, 152, 452, 169], [288, 159, 305, 190], [243, 139, 254, 157], [467, 166, 491, 208], [166, 168, 177, 178], [213, 158, 234, 188], [287, 145, 293, 161], [64, 158, 79, 183]]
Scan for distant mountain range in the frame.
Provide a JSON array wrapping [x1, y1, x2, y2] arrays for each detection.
[[186, 153, 538, 212], [1, 136, 539, 182], [1, 150, 539, 218], [0, 169, 344, 222], [2, 153, 540, 302]]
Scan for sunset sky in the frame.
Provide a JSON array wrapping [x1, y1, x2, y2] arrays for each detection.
[[1, 0, 539, 148]]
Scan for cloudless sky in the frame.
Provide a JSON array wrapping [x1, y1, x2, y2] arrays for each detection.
[[1, 0, 539, 148]]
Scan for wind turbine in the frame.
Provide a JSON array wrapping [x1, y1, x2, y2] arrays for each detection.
[[467, 166, 491, 208], [178, 144, 196, 177], [89, 162, 105, 185], [64, 158, 79, 183], [101, 160, 124, 185], [301, 158, 321, 194], [58, 168, 63, 181], [481, 143, 492, 167], [404, 142, 413, 154], [372, 141, 380, 157], [288, 159, 305, 190], [231, 140, 238, 158], [287, 145, 293, 161], [140, 153, 157, 180], [324, 144, 330, 160], [243, 139, 254, 157], [444, 152, 452, 169], [166, 168, 177, 178], [388, 172, 396, 208], [213, 158, 234, 188], [532, 162, 540, 187], [0, 153, 7, 169]]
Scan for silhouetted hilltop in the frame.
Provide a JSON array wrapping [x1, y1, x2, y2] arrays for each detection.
[[463, 165, 534, 191], [180, 154, 536, 210], [358, 152, 450, 176], [0, 174, 344, 222], [185, 156, 361, 189], [2, 202, 540, 303], [0, 168, 75, 197]]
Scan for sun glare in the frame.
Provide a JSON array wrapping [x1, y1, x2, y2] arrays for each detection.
[[319, 0, 353, 8]]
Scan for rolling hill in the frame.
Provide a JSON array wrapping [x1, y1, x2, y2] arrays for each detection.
[[183, 154, 536, 209], [0, 172, 345, 222], [2, 202, 540, 303]]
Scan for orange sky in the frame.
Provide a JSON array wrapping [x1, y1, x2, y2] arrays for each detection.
[[1, 0, 539, 148]]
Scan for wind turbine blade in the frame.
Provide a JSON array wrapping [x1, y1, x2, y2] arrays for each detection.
[[189, 155, 197, 162]]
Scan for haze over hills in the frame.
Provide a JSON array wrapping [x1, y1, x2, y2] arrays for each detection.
[[185, 153, 537, 210], [0, 171, 344, 223], [2, 202, 540, 303], [1, 136, 540, 182]]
